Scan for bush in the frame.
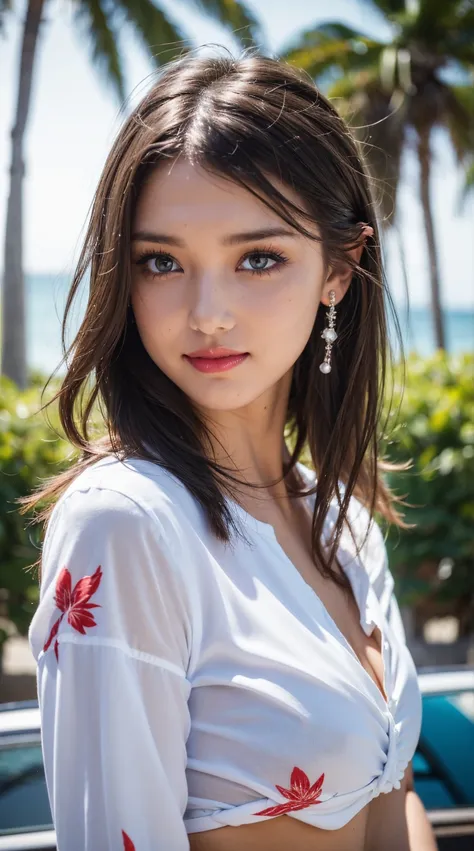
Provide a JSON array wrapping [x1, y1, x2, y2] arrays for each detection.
[[382, 351, 474, 633], [0, 374, 72, 659], [0, 351, 473, 663]]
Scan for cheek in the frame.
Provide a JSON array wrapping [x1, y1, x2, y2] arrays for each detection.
[[264, 284, 322, 374], [131, 284, 182, 348], [129, 288, 188, 379], [261, 279, 321, 345]]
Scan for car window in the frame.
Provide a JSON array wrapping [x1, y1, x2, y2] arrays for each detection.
[[414, 689, 474, 809], [0, 740, 53, 834]]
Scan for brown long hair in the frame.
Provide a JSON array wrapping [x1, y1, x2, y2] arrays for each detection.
[[21, 48, 412, 588]]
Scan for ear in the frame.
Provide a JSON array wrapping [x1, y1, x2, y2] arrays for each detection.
[[320, 224, 374, 306]]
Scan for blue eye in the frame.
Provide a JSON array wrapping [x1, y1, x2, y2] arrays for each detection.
[[238, 248, 289, 277], [134, 245, 289, 279], [136, 253, 181, 276]]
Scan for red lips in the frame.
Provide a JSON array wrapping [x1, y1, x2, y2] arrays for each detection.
[[185, 347, 247, 358]]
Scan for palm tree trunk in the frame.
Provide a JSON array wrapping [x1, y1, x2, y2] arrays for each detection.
[[394, 219, 410, 297], [417, 128, 446, 351], [393, 217, 411, 356], [1, 0, 46, 389]]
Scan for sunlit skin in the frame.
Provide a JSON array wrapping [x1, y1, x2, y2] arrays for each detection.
[[129, 160, 426, 851], [130, 160, 364, 518]]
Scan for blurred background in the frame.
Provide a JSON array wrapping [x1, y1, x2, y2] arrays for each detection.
[[0, 0, 473, 846]]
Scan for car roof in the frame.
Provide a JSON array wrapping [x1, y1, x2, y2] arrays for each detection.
[[0, 700, 40, 734], [417, 666, 474, 695]]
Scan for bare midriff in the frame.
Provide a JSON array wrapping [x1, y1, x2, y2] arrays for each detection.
[[188, 766, 411, 851]]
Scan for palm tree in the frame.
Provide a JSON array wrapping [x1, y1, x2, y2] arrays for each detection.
[[281, 0, 474, 351], [0, 0, 262, 389], [459, 158, 474, 210]]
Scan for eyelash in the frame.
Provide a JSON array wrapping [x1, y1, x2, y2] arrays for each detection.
[[134, 244, 290, 280]]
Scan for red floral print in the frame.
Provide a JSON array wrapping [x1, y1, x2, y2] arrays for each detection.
[[255, 766, 325, 817], [43, 565, 103, 661], [122, 830, 135, 850]]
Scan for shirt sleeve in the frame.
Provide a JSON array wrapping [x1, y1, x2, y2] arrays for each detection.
[[341, 491, 407, 646], [359, 504, 407, 646], [28, 485, 193, 851]]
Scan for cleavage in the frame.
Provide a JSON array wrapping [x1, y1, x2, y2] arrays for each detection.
[[272, 502, 388, 704]]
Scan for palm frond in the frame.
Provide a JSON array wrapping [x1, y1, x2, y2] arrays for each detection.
[[417, 0, 464, 28], [354, 0, 406, 18], [281, 22, 385, 80], [410, 0, 474, 61], [328, 69, 407, 226], [304, 21, 382, 41], [435, 6, 474, 64], [180, 0, 263, 48], [328, 65, 380, 106], [462, 160, 474, 194], [113, 0, 189, 67], [413, 0, 457, 36], [75, 0, 125, 101], [443, 84, 474, 164]]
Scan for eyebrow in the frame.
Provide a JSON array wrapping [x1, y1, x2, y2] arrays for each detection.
[[131, 227, 299, 247]]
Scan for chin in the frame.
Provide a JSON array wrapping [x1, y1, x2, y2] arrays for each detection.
[[182, 385, 261, 412]]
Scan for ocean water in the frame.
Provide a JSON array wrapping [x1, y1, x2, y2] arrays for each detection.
[[27, 273, 473, 375]]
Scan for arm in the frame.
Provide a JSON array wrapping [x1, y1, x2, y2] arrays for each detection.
[[405, 761, 438, 851], [29, 486, 192, 851]]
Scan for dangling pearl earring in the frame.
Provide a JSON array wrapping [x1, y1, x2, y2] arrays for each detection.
[[319, 290, 337, 374]]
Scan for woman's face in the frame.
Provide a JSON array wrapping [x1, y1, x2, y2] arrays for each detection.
[[130, 160, 326, 414]]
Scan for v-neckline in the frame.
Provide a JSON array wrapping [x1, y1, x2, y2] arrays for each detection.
[[226, 464, 392, 714]]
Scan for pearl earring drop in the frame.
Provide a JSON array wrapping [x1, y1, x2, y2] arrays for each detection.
[[319, 290, 337, 374]]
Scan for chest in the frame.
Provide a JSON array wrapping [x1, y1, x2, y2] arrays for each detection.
[[187, 513, 422, 808], [271, 505, 388, 704]]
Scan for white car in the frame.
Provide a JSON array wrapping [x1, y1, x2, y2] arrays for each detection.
[[0, 666, 473, 850]]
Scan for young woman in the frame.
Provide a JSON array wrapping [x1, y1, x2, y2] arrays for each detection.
[[26, 51, 437, 851]]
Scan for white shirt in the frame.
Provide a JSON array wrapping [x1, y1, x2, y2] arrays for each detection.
[[28, 455, 422, 850]]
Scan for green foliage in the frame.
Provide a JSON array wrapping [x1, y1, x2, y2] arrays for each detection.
[[0, 374, 72, 649], [281, 0, 474, 213], [1, 353, 473, 654], [382, 351, 474, 614]]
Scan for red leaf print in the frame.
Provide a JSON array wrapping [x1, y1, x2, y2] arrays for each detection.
[[255, 767, 325, 817], [43, 613, 64, 653], [122, 830, 135, 850], [71, 566, 102, 606], [54, 567, 72, 612], [43, 565, 103, 661]]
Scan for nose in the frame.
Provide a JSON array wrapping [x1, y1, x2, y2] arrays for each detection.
[[188, 274, 235, 335]]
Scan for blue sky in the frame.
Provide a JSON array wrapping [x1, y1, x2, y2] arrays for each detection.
[[1, 0, 473, 308]]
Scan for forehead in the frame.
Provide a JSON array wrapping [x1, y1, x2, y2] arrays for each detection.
[[133, 158, 314, 233]]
